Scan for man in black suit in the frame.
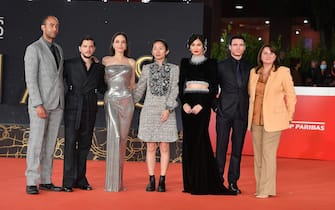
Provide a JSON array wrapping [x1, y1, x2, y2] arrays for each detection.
[[62, 36, 106, 192], [214, 35, 251, 194]]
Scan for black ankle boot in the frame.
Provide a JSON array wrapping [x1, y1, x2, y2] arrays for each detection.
[[145, 175, 155, 192], [157, 175, 166, 192]]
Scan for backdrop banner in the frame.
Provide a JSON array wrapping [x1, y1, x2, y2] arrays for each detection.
[[210, 86, 335, 160], [1, 87, 334, 161]]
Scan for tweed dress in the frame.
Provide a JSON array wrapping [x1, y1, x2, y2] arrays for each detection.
[[133, 61, 179, 142]]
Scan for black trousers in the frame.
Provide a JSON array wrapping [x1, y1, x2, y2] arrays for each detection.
[[62, 110, 96, 187], [215, 110, 247, 185]]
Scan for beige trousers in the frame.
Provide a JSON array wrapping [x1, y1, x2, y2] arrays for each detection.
[[251, 124, 281, 196]]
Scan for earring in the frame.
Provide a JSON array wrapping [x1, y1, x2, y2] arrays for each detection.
[[204, 46, 207, 53]]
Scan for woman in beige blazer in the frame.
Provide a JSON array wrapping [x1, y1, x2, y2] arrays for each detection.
[[247, 44, 296, 198]]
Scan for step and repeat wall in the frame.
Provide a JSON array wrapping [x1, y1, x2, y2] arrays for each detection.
[[2, 86, 334, 161], [0, 0, 204, 124], [1, 1, 334, 161], [0, 1, 203, 161]]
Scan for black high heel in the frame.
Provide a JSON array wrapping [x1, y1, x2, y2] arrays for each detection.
[[145, 175, 155, 192], [157, 175, 166, 192]]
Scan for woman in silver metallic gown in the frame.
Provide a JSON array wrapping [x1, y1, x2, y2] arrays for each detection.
[[102, 32, 136, 192]]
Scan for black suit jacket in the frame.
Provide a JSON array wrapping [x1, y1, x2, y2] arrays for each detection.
[[215, 56, 251, 120], [63, 57, 106, 128]]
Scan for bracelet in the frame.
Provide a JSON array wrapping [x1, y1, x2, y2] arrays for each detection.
[[165, 106, 174, 113]]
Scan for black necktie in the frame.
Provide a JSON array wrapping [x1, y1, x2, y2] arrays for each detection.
[[236, 60, 242, 87], [50, 44, 59, 69]]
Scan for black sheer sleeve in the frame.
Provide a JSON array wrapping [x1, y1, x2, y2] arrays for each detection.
[[178, 58, 188, 104]]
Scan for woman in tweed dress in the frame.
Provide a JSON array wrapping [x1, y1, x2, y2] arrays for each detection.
[[133, 39, 179, 192]]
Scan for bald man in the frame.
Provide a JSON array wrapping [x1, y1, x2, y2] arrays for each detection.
[[24, 15, 64, 194]]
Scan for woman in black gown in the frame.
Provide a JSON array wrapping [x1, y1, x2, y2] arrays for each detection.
[[179, 34, 236, 195]]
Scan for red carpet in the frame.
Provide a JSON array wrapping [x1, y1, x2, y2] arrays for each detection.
[[0, 156, 334, 210]]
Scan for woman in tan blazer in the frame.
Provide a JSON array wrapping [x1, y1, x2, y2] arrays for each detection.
[[247, 44, 296, 198]]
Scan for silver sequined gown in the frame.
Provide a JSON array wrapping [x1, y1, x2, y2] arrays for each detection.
[[104, 64, 134, 192]]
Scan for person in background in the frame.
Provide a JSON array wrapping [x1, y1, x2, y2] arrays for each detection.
[[179, 34, 236, 195], [320, 59, 333, 86], [62, 36, 106, 192], [248, 44, 296, 198], [331, 59, 335, 78], [305, 59, 322, 86], [278, 50, 288, 66], [329, 59, 335, 86], [102, 32, 135, 192], [133, 39, 179, 192], [289, 57, 304, 86], [24, 15, 64, 195], [214, 34, 251, 194]]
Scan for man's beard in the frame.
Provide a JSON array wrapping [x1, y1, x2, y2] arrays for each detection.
[[82, 54, 92, 59]]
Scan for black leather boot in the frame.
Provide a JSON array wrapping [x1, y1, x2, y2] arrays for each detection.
[[145, 175, 155, 192], [157, 175, 166, 192]]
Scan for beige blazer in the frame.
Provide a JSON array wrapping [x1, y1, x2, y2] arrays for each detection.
[[247, 66, 296, 132]]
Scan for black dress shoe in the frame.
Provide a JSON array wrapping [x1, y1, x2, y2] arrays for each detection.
[[229, 183, 241, 194], [80, 185, 92, 191], [62, 186, 73, 192], [26, 185, 39, 194], [39, 183, 62, 192], [74, 184, 92, 190]]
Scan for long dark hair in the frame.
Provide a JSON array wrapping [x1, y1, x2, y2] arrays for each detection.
[[109, 32, 129, 57], [255, 44, 280, 73]]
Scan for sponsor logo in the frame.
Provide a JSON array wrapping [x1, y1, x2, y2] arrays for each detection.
[[0, 16, 4, 39], [290, 121, 325, 131]]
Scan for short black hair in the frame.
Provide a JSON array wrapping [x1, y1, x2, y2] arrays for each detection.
[[153, 39, 169, 51], [229, 34, 245, 45], [79, 35, 95, 47]]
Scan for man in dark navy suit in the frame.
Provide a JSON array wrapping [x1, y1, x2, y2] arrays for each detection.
[[62, 36, 106, 192], [214, 35, 251, 194]]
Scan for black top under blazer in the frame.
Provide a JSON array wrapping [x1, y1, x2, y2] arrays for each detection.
[[63, 57, 106, 128]]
